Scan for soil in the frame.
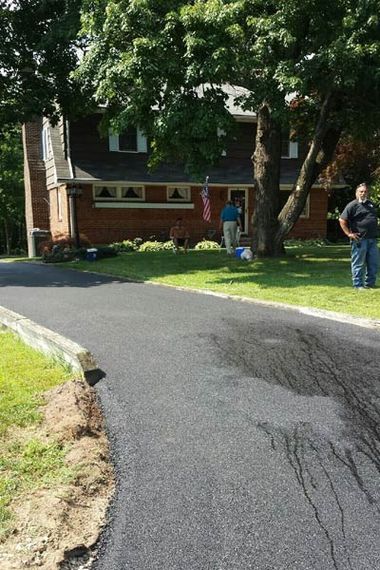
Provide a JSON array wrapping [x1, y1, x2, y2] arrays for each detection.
[[0, 379, 115, 570]]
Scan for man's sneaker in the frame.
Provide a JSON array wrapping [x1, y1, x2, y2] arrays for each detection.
[[364, 284, 376, 289], [355, 286, 366, 291]]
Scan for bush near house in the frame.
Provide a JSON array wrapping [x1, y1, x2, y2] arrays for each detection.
[[139, 240, 175, 252], [109, 238, 221, 253], [194, 240, 221, 250], [39, 233, 91, 255], [39, 233, 119, 263]]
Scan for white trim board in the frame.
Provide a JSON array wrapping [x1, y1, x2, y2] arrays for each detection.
[[94, 202, 195, 209]]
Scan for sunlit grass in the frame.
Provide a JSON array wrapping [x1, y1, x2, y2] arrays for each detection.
[[0, 333, 73, 537], [0, 334, 72, 434], [69, 244, 380, 320]]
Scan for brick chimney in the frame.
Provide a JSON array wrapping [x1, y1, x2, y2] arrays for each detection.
[[23, 120, 50, 256]]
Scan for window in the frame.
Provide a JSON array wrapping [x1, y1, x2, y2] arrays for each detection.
[[217, 128, 227, 156], [41, 127, 52, 160], [121, 186, 145, 201], [279, 191, 310, 218], [281, 136, 298, 159], [94, 186, 117, 199], [93, 185, 145, 201], [57, 189, 62, 221], [109, 127, 147, 153], [119, 127, 138, 152], [167, 186, 191, 202]]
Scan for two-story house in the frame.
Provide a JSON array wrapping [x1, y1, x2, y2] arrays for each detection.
[[23, 88, 334, 256]]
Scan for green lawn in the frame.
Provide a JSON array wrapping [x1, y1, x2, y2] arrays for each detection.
[[0, 332, 72, 537], [70, 244, 380, 320]]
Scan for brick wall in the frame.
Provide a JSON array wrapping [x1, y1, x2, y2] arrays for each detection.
[[71, 184, 328, 245], [287, 188, 328, 239], [23, 121, 50, 255], [49, 185, 71, 237]]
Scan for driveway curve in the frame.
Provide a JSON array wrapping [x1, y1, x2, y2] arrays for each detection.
[[1, 261, 379, 570]]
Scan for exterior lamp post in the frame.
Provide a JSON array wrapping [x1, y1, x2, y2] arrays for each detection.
[[66, 185, 82, 249]]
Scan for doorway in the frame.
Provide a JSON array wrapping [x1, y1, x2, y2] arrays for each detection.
[[228, 188, 249, 234]]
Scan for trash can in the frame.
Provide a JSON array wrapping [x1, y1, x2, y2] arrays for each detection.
[[235, 246, 245, 259], [86, 248, 98, 261], [28, 229, 51, 258]]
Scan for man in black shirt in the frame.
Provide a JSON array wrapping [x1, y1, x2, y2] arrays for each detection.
[[339, 183, 379, 289]]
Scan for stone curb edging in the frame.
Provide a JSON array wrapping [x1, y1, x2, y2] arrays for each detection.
[[146, 280, 380, 331], [59, 266, 380, 331], [0, 306, 104, 386]]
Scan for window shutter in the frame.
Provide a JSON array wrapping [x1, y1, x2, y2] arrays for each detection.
[[137, 128, 147, 153], [217, 128, 227, 156], [109, 133, 119, 152], [289, 141, 298, 159]]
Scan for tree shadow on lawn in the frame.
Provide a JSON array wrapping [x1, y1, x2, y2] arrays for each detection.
[[209, 258, 351, 289], [1, 246, 352, 290], [94, 247, 352, 289]]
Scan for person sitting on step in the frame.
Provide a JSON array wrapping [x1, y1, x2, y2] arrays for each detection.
[[169, 218, 190, 253]]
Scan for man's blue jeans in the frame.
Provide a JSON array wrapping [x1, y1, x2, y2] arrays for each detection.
[[351, 238, 379, 287]]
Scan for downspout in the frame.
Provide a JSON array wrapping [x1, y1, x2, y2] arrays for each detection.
[[65, 118, 76, 238]]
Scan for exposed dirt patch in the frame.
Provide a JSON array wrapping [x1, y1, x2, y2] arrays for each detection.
[[0, 380, 114, 570]]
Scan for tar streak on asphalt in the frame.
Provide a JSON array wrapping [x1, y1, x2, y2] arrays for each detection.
[[205, 319, 380, 570]]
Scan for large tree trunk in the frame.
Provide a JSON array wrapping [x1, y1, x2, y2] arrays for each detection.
[[274, 92, 341, 249], [252, 103, 282, 257]]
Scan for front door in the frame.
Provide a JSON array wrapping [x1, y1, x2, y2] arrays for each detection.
[[228, 188, 248, 234]]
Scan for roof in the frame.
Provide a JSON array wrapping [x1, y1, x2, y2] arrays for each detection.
[[56, 114, 302, 186]]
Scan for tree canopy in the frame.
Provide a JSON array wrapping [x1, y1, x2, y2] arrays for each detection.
[[2, 0, 380, 255], [0, 0, 83, 127], [0, 125, 24, 254], [76, 0, 380, 254]]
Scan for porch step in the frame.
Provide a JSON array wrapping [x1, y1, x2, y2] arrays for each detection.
[[238, 237, 252, 247]]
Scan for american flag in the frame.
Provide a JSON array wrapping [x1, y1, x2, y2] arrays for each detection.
[[200, 176, 211, 222]]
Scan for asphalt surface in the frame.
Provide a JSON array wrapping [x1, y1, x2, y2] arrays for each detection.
[[1, 261, 379, 570]]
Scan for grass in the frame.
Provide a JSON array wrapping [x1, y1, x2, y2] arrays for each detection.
[[69, 243, 380, 320], [0, 332, 72, 537]]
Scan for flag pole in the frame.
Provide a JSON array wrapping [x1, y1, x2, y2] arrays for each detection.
[[201, 176, 211, 223]]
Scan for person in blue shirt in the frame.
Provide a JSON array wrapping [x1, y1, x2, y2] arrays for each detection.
[[339, 182, 379, 289], [219, 200, 242, 255]]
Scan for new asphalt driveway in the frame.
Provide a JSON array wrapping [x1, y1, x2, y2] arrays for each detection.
[[1, 262, 379, 570]]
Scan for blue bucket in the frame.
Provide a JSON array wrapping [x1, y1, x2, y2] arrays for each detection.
[[235, 246, 245, 258]]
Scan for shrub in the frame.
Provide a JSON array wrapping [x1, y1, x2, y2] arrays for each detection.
[[284, 238, 330, 247], [162, 240, 176, 250], [133, 237, 143, 248], [194, 239, 221, 250], [39, 233, 91, 255], [95, 246, 118, 259], [139, 240, 167, 252], [111, 239, 137, 253], [42, 247, 87, 264]]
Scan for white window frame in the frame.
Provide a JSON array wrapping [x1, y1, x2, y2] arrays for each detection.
[[93, 184, 145, 201], [167, 186, 191, 202], [57, 189, 63, 221], [217, 128, 227, 156], [41, 127, 52, 161], [109, 127, 148, 153], [120, 185, 145, 201], [281, 139, 298, 159]]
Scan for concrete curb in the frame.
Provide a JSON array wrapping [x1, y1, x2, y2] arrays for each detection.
[[146, 281, 380, 331], [53, 265, 380, 331], [0, 306, 104, 385]]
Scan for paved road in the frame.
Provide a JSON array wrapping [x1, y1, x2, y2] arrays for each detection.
[[1, 262, 380, 570]]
